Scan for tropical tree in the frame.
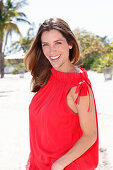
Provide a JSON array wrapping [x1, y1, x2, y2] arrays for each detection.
[[8, 23, 35, 54], [74, 29, 106, 67], [98, 35, 113, 53], [0, 0, 30, 78]]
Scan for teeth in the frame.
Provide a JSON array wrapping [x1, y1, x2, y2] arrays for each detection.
[[50, 55, 60, 59]]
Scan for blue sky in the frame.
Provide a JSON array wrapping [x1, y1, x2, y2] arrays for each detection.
[[21, 0, 113, 40]]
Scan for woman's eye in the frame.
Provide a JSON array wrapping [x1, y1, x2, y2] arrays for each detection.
[[56, 42, 62, 45], [42, 44, 48, 47]]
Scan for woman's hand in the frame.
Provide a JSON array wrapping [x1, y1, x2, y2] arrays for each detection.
[[51, 160, 64, 170]]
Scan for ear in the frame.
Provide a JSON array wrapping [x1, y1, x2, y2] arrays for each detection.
[[69, 45, 72, 49]]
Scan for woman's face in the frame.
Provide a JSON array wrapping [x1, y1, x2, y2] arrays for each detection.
[[41, 29, 72, 71]]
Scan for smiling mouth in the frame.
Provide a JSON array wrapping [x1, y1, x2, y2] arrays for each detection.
[[50, 55, 60, 61]]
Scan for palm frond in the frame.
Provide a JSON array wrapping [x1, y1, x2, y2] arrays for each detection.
[[7, 9, 18, 17], [12, 0, 28, 10], [16, 18, 31, 25], [16, 12, 27, 18], [0, 0, 30, 54], [4, 21, 22, 39]]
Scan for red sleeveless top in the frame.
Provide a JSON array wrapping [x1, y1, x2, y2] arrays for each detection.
[[26, 67, 99, 170]]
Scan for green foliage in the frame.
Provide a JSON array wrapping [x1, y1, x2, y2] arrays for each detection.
[[73, 28, 113, 72], [12, 62, 25, 74], [0, 0, 30, 77], [0, 0, 30, 53], [90, 52, 113, 73], [74, 29, 106, 62], [5, 58, 23, 66], [100, 52, 113, 67], [90, 56, 102, 73], [82, 55, 96, 70], [97, 36, 113, 53], [9, 24, 35, 53]]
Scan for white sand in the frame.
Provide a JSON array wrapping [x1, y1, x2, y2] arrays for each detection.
[[0, 71, 113, 170]]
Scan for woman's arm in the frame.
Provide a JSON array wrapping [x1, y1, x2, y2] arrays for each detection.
[[51, 85, 97, 170]]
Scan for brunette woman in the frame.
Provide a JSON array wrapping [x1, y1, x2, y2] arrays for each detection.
[[24, 18, 99, 170]]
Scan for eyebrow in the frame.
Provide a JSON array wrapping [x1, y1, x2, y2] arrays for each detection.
[[41, 39, 63, 44]]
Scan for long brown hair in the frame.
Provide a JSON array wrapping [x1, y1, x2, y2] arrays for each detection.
[[24, 18, 80, 92]]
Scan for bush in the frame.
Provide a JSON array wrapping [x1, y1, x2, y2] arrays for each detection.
[[90, 56, 102, 72], [82, 53, 113, 73], [90, 52, 113, 73], [82, 55, 97, 70], [12, 63, 25, 74], [100, 53, 113, 67]]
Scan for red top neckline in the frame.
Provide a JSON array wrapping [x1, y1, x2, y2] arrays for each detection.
[[51, 66, 84, 82]]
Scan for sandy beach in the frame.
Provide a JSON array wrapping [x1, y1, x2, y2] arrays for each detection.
[[0, 71, 113, 170]]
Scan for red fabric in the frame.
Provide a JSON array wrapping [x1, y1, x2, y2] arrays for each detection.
[[75, 80, 91, 112], [26, 67, 99, 170]]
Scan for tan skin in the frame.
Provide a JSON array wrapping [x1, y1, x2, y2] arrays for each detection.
[[41, 29, 97, 170]]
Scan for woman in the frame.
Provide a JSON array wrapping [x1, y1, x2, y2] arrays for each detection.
[[24, 18, 99, 170]]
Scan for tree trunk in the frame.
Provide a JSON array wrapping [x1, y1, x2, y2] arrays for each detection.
[[0, 41, 4, 78], [0, 54, 4, 78]]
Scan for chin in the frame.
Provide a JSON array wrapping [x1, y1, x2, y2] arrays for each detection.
[[51, 63, 60, 69], [51, 61, 65, 71], [52, 66, 59, 70]]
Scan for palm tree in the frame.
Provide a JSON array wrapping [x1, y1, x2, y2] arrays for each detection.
[[8, 24, 35, 54], [0, 0, 30, 78]]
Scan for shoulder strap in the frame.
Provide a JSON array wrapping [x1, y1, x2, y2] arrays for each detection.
[[75, 80, 91, 112], [74, 68, 92, 112]]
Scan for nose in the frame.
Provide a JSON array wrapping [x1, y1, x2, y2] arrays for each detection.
[[49, 45, 57, 56]]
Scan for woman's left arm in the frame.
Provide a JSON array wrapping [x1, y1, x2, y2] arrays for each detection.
[[51, 85, 97, 170]]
